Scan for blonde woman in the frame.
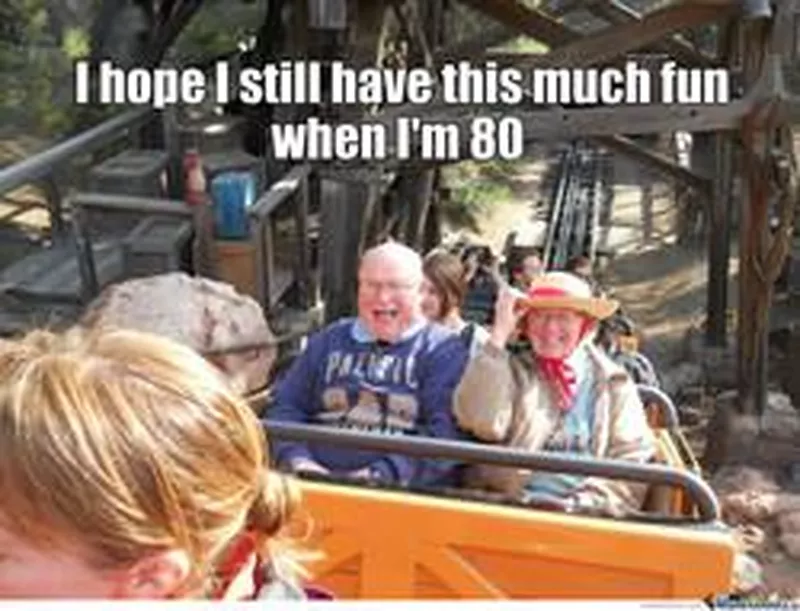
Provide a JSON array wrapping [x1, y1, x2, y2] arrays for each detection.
[[0, 326, 316, 599]]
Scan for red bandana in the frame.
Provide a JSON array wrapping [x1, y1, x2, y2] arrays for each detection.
[[537, 357, 578, 411]]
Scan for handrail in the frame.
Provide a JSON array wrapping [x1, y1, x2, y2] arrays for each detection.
[[249, 164, 312, 220], [263, 420, 721, 523], [637, 384, 679, 429], [542, 144, 575, 269], [70, 192, 191, 217], [0, 108, 154, 195]]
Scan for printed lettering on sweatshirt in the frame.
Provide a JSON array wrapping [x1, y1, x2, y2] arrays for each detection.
[[318, 348, 420, 434]]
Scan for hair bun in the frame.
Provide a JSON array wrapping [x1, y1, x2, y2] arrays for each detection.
[[248, 470, 300, 539]]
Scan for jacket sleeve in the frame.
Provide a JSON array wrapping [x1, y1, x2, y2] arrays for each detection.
[[410, 334, 471, 486], [568, 378, 657, 514], [452, 342, 517, 442], [265, 331, 326, 468]]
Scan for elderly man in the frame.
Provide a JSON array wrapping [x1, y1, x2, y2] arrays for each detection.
[[267, 242, 470, 486]]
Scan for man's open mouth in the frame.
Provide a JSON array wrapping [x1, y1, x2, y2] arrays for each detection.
[[372, 308, 399, 322]]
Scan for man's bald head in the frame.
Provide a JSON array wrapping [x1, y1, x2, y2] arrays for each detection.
[[359, 242, 423, 281], [357, 241, 424, 342]]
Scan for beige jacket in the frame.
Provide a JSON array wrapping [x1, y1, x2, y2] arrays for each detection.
[[452, 341, 657, 513]]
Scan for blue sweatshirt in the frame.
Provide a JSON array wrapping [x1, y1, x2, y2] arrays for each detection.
[[267, 317, 470, 486]]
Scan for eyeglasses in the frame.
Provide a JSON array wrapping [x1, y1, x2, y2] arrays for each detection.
[[527, 310, 583, 325], [360, 279, 418, 294]]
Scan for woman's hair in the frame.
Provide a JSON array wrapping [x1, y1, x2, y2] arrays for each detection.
[[423, 250, 467, 319], [0, 326, 299, 595], [460, 244, 494, 268], [565, 254, 590, 268]]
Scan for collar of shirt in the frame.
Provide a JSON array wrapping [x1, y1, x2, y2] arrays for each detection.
[[565, 343, 591, 382], [350, 318, 427, 344]]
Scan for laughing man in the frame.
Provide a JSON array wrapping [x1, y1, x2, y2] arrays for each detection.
[[266, 241, 470, 486]]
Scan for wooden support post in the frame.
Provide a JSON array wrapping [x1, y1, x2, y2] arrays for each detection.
[[689, 132, 715, 245], [398, 168, 437, 250], [390, 0, 441, 251], [295, 173, 312, 309], [319, 0, 389, 321], [705, 19, 737, 347], [320, 180, 375, 321], [734, 3, 798, 415], [706, 131, 734, 346]]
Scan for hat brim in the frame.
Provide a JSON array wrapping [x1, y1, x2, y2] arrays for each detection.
[[519, 295, 619, 320]]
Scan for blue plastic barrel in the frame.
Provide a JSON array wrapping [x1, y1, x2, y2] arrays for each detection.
[[210, 171, 255, 240]]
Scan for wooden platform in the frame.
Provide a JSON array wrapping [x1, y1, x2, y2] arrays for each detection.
[[0, 240, 124, 335]]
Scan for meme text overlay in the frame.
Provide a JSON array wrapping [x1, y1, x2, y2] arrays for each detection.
[[75, 59, 731, 162]]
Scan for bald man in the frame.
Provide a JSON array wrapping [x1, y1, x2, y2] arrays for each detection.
[[267, 242, 470, 486]]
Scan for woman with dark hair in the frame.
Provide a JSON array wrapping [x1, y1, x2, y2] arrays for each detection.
[[421, 250, 489, 355]]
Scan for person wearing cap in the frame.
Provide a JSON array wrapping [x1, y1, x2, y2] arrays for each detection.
[[452, 271, 657, 515]]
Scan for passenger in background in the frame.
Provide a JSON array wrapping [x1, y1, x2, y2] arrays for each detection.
[[421, 250, 490, 356], [0, 327, 309, 600], [268, 241, 469, 487], [564, 255, 592, 282], [511, 251, 544, 291], [565, 255, 602, 297], [452, 272, 657, 515], [461, 244, 501, 326]]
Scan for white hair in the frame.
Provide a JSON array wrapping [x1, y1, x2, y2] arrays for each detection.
[[360, 241, 423, 281]]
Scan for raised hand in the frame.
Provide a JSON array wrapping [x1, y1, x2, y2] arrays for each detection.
[[489, 284, 527, 350]]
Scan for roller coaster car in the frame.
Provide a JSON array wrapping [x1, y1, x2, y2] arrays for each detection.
[[265, 388, 734, 600]]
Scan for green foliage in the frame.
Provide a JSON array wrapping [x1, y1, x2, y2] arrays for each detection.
[[0, 0, 258, 143], [62, 27, 90, 59], [0, 0, 73, 139], [493, 36, 549, 54], [439, 160, 518, 231], [171, 1, 261, 64]]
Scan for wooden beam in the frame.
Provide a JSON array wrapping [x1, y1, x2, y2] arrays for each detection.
[[434, 23, 511, 60], [316, 98, 749, 183], [363, 0, 733, 127], [549, 0, 596, 16], [457, 0, 732, 70], [592, 134, 712, 193], [586, 0, 717, 68], [411, 97, 750, 141], [317, 135, 712, 195], [457, 0, 574, 48], [513, 3, 734, 71]]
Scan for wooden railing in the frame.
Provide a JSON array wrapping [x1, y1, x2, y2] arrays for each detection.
[[0, 108, 157, 239]]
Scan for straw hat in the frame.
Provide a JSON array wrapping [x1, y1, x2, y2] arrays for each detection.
[[520, 271, 619, 320]]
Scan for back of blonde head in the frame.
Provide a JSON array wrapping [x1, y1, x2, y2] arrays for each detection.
[[0, 326, 298, 595]]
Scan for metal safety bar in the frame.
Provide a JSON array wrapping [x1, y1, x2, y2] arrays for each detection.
[[263, 420, 721, 523], [637, 385, 678, 428]]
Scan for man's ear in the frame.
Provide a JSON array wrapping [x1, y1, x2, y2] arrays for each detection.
[[116, 549, 192, 599]]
